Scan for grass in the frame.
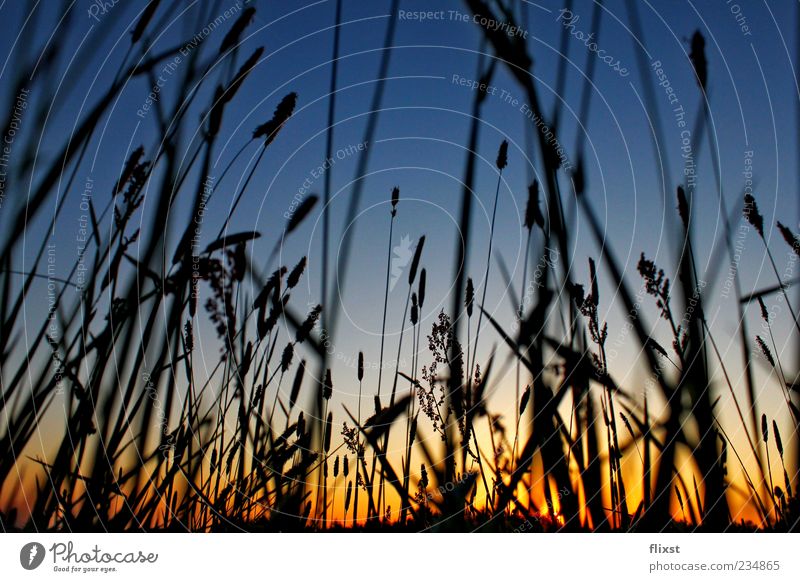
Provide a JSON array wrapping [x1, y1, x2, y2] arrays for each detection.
[[0, 0, 798, 533]]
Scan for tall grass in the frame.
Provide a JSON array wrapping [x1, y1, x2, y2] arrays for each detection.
[[0, 1, 797, 533]]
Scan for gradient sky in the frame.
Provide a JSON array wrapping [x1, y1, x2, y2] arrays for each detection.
[[2, 0, 799, 521]]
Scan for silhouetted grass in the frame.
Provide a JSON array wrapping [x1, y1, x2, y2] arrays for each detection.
[[0, 1, 797, 534]]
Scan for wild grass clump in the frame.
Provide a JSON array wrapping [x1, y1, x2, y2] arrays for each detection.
[[0, 2, 797, 533]]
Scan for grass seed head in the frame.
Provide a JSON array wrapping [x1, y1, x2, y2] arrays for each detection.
[[525, 180, 543, 230], [496, 140, 508, 170], [219, 6, 256, 56], [253, 92, 298, 146], [418, 268, 426, 308], [287, 256, 307, 289], [465, 278, 474, 317], [408, 236, 425, 285], [773, 420, 783, 456], [689, 30, 707, 90], [756, 336, 775, 368], [324, 412, 333, 451], [677, 186, 690, 228], [323, 369, 333, 400], [280, 343, 294, 373], [777, 221, 800, 257], [286, 194, 318, 234], [289, 359, 305, 408], [391, 187, 399, 216], [519, 385, 530, 415], [743, 194, 764, 238]]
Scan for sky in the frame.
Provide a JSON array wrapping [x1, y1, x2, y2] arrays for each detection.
[[1, 0, 799, 523]]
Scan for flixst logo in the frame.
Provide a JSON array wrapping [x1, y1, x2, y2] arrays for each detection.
[[20, 542, 46, 570]]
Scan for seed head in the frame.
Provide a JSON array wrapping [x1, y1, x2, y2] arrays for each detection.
[[345, 481, 353, 513], [525, 180, 543, 230], [689, 30, 707, 91], [253, 92, 298, 147], [218, 7, 256, 55], [296, 304, 322, 343], [465, 278, 474, 317], [519, 385, 531, 415], [756, 336, 775, 367], [418, 268, 426, 309], [773, 420, 784, 457], [677, 186, 690, 228], [408, 236, 425, 286], [287, 256, 307, 289], [323, 369, 333, 400], [496, 140, 508, 170], [743, 194, 764, 238], [777, 221, 800, 258], [289, 360, 305, 408], [280, 342, 294, 373], [286, 194, 318, 234], [324, 412, 333, 452], [391, 187, 399, 216]]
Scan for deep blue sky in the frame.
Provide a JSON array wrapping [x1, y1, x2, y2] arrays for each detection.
[[2, 0, 799, 442]]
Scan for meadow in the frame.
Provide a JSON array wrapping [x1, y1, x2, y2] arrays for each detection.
[[0, 0, 797, 533]]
